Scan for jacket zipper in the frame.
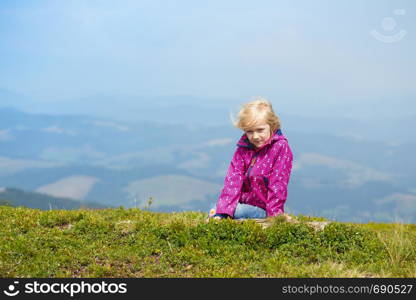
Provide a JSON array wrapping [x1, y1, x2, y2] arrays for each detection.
[[246, 153, 259, 188]]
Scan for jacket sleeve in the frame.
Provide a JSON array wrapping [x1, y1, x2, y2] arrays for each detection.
[[266, 141, 293, 217], [215, 147, 246, 217]]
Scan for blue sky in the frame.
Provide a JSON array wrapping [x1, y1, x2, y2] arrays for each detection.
[[0, 0, 415, 115]]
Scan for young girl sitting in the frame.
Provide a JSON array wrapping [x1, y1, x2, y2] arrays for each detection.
[[208, 98, 293, 220]]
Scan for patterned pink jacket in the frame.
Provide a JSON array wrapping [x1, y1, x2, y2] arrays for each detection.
[[215, 129, 293, 218]]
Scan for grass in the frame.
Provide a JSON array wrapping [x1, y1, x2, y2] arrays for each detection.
[[0, 206, 415, 278]]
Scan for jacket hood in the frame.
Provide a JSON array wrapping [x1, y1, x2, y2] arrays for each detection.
[[236, 129, 287, 151]]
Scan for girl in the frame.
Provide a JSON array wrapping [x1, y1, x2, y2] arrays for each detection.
[[209, 98, 293, 220]]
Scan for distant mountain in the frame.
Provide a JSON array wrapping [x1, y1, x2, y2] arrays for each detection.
[[2, 91, 415, 143], [0, 187, 111, 210], [0, 93, 242, 126], [0, 89, 40, 113], [0, 107, 415, 223]]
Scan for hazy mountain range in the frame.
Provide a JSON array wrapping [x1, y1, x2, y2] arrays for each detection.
[[1, 90, 415, 223], [0, 187, 108, 210]]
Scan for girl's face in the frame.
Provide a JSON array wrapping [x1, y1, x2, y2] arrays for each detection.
[[245, 122, 272, 149]]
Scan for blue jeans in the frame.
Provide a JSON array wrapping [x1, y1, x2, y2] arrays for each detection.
[[210, 203, 266, 219]]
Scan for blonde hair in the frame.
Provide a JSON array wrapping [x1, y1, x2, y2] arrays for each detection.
[[230, 97, 281, 133]]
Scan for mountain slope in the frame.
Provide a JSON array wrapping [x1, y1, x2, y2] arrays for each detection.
[[0, 187, 111, 210], [1, 107, 415, 223]]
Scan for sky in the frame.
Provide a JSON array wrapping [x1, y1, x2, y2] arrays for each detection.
[[0, 0, 415, 117]]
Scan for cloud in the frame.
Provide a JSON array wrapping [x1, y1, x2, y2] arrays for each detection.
[[1, 0, 414, 111], [0, 129, 12, 142], [375, 193, 416, 207], [42, 126, 77, 135], [203, 138, 233, 147], [0, 156, 65, 176], [236, 27, 416, 99], [373, 193, 416, 218], [89, 121, 130, 132]]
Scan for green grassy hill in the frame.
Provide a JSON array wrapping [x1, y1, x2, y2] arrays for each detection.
[[0, 205, 415, 278]]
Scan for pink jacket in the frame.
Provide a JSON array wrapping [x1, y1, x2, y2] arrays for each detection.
[[215, 129, 293, 218]]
